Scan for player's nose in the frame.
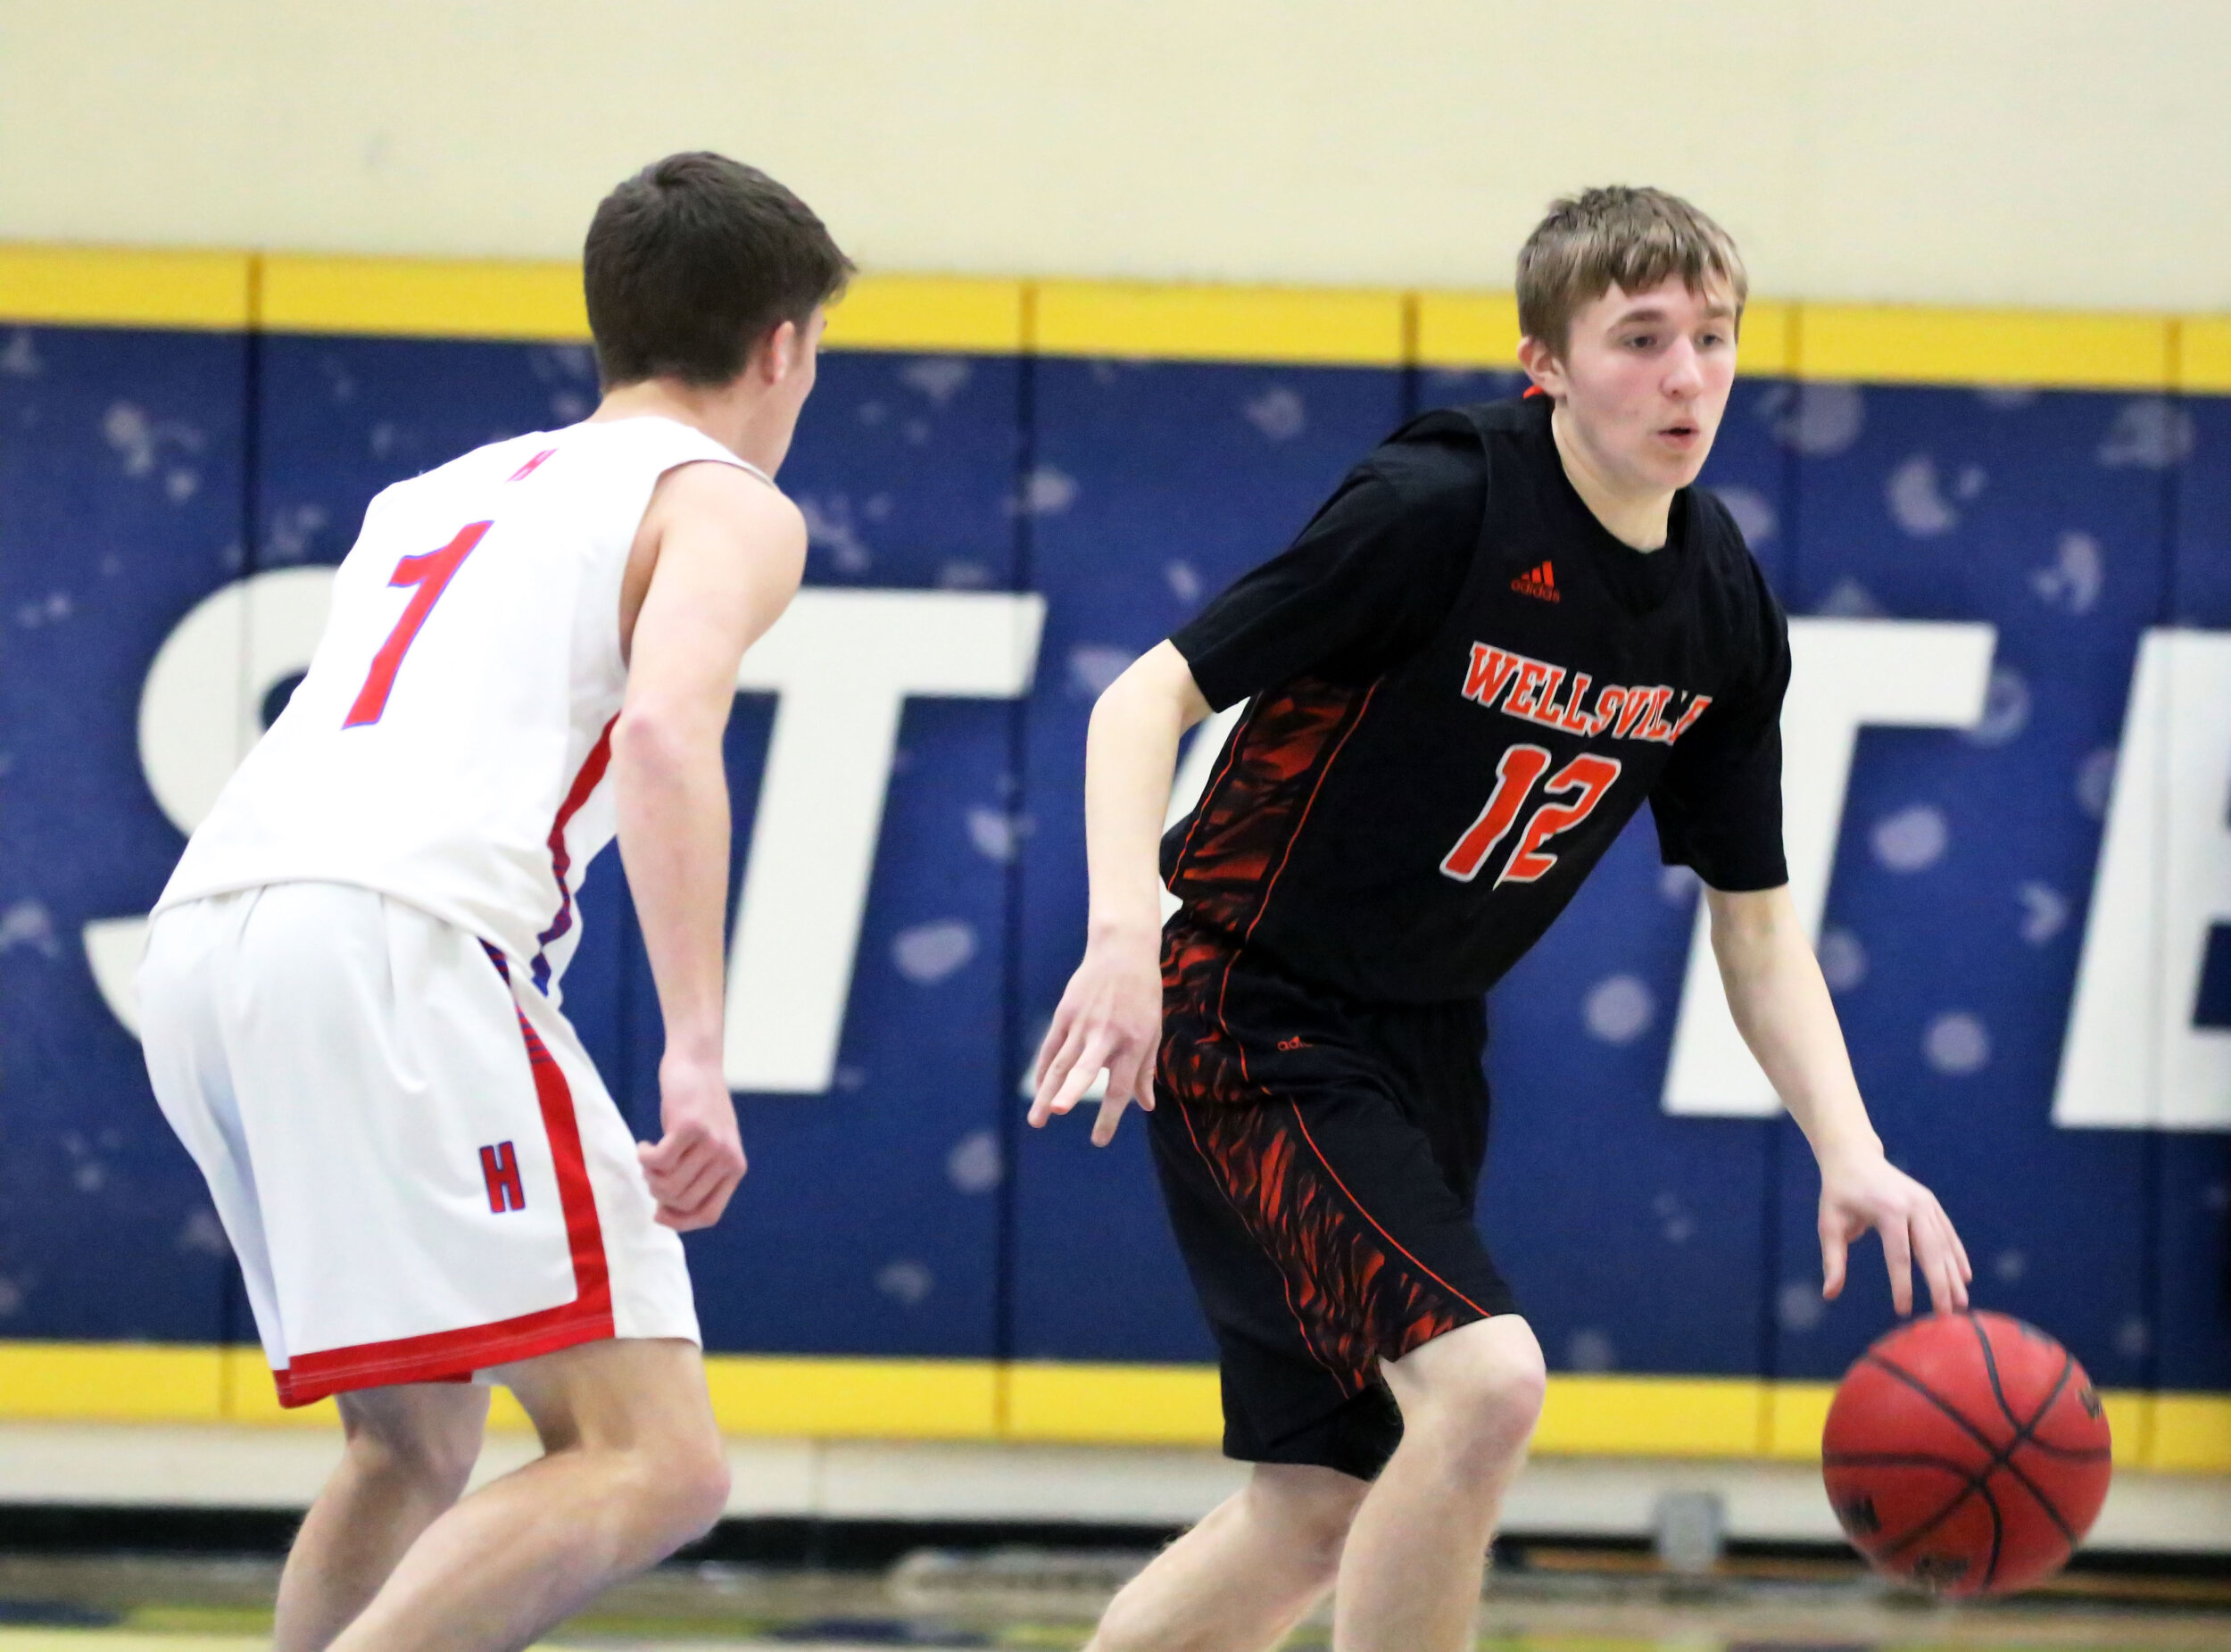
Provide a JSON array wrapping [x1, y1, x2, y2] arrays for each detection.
[[1661, 337, 1705, 396]]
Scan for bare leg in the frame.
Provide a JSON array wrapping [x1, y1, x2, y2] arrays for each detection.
[[273, 1383, 489, 1652], [1087, 1463, 1367, 1652], [1332, 1316, 1545, 1652], [325, 1337, 729, 1652]]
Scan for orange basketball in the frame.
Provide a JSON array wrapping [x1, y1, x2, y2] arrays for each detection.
[[1822, 1310, 2111, 1596]]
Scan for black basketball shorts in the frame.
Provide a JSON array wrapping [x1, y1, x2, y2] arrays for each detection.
[[1148, 916, 1518, 1482]]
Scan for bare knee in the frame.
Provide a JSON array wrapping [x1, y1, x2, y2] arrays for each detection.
[[506, 1338, 730, 1552], [645, 1430, 731, 1544], [1386, 1317, 1547, 1477], [336, 1385, 487, 1503], [576, 1420, 729, 1555]]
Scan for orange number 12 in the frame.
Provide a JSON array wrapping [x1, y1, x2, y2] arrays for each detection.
[[1439, 745, 1622, 886]]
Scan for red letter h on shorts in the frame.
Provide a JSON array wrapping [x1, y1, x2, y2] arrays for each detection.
[[480, 1141, 526, 1213]]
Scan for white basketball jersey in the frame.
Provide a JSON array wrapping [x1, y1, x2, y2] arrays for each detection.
[[157, 415, 766, 1000]]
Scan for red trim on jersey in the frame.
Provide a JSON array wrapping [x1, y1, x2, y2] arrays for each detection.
[[529, 717, 619, 993], [1166, 681, 1371, 945], [509, 448, 557, 482], [1285, 1102, 1496, 1321], [270, 980, 614, 1408], [1171, 701, 1255, 874]]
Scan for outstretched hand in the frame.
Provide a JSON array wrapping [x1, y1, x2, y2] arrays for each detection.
[[637, 1052, 746, 1230], [1819, 1148, 1971, 1316], [1029, 925, 1163, 1146]]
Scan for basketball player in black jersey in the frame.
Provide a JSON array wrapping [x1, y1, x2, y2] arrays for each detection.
[[1030, 187, 1974, 1652]]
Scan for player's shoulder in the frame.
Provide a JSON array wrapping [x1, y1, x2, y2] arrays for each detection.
[[1680, 483, 1739, 559], [651, 454, 807, 549], [1680, 484, 1787, 644], [364, 428, 547, 504], [1371, 391, 1555, 492], [1683, 485, 1771, 587], [1349, 399, 1502, 512]]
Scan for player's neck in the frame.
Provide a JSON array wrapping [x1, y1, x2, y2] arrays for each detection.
[[588, 378, 786, 475], [1547, 404, 1674, 552]]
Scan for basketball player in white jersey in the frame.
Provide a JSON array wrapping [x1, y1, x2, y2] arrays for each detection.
[[137, 154, 850, 1652]]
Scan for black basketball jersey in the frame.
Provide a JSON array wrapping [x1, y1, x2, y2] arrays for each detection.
[[1162, 392, 1790, 1005]]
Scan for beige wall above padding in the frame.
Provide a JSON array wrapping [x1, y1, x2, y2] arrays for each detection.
[[2, 2, 2224, 313]]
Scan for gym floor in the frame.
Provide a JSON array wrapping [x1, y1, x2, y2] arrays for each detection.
[[1, 1547, 2227, 1651]]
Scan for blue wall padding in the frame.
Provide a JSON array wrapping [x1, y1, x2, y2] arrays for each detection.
[[1765, 386, 2171, 1389], [0, 320, 2226, 1401], [0, 327, 250, 1340], [646, 350, 1030, 1357]]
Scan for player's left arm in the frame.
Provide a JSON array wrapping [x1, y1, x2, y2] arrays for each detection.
[[617, 462, 809, 1231], [1707, 884, 1973, 1316]]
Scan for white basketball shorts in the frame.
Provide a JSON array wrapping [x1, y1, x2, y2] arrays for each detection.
[[139, 882, 698, 1407]]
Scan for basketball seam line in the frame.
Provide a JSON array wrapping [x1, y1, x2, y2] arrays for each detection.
[[1968, 1332, 2085, 1558], [1862, 1350, 2080, 1574], [1867, 1349, 2074, 1560], [1824, 1450, 2006, 1472], [1970, 1316, 2029, 1432], [1978, 1477, 2005, 1586], [1963, 1330, 2054, 1588], [1868, 1348, 2078, 1530]]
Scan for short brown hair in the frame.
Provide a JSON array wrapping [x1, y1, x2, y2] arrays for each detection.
[[1516, 186, 1746, 357], [584, 153, 853, 389]]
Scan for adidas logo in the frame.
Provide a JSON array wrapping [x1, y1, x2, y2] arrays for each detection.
[[1511, 561, 1559, 602]]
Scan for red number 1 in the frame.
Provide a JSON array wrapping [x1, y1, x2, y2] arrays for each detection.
[[344, 520, 492, 727], [1439, 744, 1553, 882]]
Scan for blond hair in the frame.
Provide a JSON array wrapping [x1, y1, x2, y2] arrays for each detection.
[[1516, 186, 1747, 356]]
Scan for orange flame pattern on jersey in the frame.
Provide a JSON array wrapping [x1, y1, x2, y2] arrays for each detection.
[[1157, 920, 1478, 1392], [1164, 677, 1371, 944]]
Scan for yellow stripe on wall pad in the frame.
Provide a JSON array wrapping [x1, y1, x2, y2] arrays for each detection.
[[2179, 317, 2231, 394], [1534, 1375, 1767, 1458], [0, 246, 253, 330], [824, 276, 1026, 354], [260, 255, 588, 341], [4, 243, 2224, 394], [0, 1341, 224, 1422], [1414, 291, 1522, 371], [1003, 1360, 1223, 1445], [1035, 280, 1406, 366], [1796, 304, 2174, 390], [255, 258, 1021, 354], [702, 1354, 1001, 1439], [1, 1343, 2225, 1471]]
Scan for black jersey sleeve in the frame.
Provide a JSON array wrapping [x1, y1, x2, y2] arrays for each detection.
[[1169, 436, 1483, 711], [1647, 539, 1792, 892]]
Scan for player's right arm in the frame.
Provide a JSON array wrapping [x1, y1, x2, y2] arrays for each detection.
[[614, 461, 808, 1230], [1029, 642, 1210, 1145], [1031, 456, 1475, 1147]]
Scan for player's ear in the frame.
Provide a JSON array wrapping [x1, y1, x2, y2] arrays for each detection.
[[1517, 334, 1564, 399], [758, 319, 800, 386]]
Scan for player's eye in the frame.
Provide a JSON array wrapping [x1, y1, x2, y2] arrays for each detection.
[[1622, 334, 1656, 351]]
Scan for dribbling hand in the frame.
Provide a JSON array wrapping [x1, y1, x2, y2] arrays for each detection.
[[1819, 1148, 1972, 1316], [1029, 926, 1163, 1146], [638, 1052, 747, 1230]]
